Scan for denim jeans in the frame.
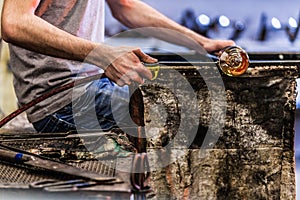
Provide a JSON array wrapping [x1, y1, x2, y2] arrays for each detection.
[[33, 78, 133, 133]]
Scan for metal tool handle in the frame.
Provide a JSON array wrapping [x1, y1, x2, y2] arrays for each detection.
[[0, 148, 32, 163]]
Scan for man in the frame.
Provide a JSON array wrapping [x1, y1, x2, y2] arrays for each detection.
[[1, 0, 235, 132]]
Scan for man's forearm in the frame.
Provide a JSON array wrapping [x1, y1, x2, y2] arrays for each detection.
[[106, 0, 209, 48], [106, 0, 235, 53]]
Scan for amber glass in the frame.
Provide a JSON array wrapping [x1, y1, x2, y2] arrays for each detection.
[[218, 46, 249, 76]]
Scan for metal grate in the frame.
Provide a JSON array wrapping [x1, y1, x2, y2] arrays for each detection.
[[0, 161, 72, 185]]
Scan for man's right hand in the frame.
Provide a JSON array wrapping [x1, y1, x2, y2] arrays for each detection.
[[91, 45, 158, 86]]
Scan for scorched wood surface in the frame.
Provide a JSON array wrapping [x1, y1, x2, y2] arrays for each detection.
[[140, 65, 297, 200]]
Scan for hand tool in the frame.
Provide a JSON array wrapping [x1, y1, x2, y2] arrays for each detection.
[[29, 178, 123, 192], [0, 146, 117, 182]]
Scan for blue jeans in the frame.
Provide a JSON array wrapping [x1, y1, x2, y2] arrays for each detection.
[[33, 78, 134, 133]]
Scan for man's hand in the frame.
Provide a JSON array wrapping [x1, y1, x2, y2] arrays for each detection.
[[98, 46, 158, 86], [202, 39, 236, 55]]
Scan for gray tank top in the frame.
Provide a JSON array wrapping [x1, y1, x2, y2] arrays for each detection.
[[9, 0, 105, 122]]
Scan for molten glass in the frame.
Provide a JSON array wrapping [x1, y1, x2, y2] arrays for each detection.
[[218, 46, 249, 76]]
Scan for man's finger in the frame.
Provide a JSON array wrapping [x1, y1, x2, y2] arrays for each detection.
[[135, 62, 153, 80], [126, 70, 144, 84], [133, 49, 158, 63]]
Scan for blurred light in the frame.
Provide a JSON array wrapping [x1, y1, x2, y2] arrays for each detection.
[[234, 21, 245, 31], [197, 14, 210, 26], [219, 15, 230, 27], [271, 17, 281, 29], [288, 17, 298, 28]]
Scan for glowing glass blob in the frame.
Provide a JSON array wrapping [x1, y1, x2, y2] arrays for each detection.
[[218, 46, 249, 76]]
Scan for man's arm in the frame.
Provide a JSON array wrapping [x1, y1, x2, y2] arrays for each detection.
[[1, 0, 97, 61], [1, 0, 156, 86], [106, 0, 235, 53]]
